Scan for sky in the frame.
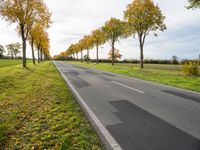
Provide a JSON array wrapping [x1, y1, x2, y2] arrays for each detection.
[[0, 0, 200, 60]]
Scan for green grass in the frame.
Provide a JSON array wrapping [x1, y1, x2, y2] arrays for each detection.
[[0, 61, 102, 149], [70, 61, 200, 93], [0, 59, 23, 68]]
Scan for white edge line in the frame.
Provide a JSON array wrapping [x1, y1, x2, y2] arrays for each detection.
[[53, 61, 122, 150], [112, 81, 144, 94]]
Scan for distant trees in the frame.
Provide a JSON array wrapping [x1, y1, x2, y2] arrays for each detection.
[[124, 0, 166, 68], [56, 0, 166, 68], [0, 0, 51, 67], [0, 45, 5, 58], [6, 43, 21, 59], [187, 0, 200, 9]]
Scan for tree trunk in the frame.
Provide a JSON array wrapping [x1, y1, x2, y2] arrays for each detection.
[[21, 25, 27, 67], [87, 49, 90, 63], [31, 40, 35, 65], [139, 36, 144, 69], [40, 50, 43, 62], [76, 53, 78, 60], [138, 34, 144, 69], [81, 51, 83, 62], [112, 42, 115, 66], [38, 47, 40, 63], [96, 46, 99, 64]]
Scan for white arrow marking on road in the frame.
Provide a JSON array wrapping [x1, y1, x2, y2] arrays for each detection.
[[112, 81, 144, 94]]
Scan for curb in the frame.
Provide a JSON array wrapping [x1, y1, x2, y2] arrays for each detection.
[[53, 61, 122, 150]]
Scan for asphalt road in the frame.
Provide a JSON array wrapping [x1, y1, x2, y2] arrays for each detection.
[[54, 61, 200, 150]]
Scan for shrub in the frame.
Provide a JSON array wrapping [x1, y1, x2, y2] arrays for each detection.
[[182, 61, 199, 76]]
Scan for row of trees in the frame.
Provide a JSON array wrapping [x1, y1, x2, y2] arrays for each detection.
[[56, 0, 199, 68], [0, 43, 21, 59], [0, 0, 52, 67], [56, 0, 166, 68]]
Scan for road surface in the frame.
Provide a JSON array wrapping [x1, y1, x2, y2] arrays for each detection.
[[54, 61, 200, 150]]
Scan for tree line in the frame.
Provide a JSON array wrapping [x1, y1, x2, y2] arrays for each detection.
[[0, 0, 52, 67], [0, 42, 21, 59], [55, 0, 199, 69]]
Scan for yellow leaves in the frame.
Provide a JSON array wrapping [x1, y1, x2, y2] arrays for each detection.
[[187, 0, 200, 9], [124, 0, 166, 36], [91, 29, 106, 46], [102, 17, 125, 42]]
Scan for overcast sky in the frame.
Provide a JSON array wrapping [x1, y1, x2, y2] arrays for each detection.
[[0, 0, 200, 60]]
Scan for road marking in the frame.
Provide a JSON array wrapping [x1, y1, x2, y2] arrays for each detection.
[[112, 81, 144, 94], [54, 62, 123, 150]]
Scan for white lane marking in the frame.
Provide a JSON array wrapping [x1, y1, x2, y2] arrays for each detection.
[[112, 81, 144, 94], [54, 62, 123, 150]]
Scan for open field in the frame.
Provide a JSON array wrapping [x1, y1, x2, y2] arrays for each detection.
[[70, 61, 200, 93], [0, 60, 102, 149], [0, 59, 23, 68]]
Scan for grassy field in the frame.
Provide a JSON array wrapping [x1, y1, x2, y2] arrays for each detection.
[[0, 59, 23, 68], [70, 61, 200, 93], [0, 60, 102, 149]]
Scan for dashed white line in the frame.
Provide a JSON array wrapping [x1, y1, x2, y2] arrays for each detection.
[[112, 81, 144, 94]]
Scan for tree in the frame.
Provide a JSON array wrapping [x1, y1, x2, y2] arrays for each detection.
[[172, 55, 179, 64], [78, 39, 85, 62], [82, 35, 93, 62], [124, 0, 166, 68], [102, 18, 125, 65], [108, 49, 122, 61], [91, 29, 106, 64], [28, 23, 40, 64], [187, 0, 200, 9], [6, 42, 21, 59], [0, 44, 5, 58], [0, 0, 51, 67], [34, 27, 49, 63]]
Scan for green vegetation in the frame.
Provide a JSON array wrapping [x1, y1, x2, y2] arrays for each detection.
[[0, 59, 22, 68], [0, 60, 102, 149], [70, 61, 200, 92], [183, 61, 200, 76]]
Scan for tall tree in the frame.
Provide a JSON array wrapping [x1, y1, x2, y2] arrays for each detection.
[[34, 27, 49, 63], [82, 35, 93, 62], [102, 18, 125, 65], [28, 24, 40, 64], [124, 0, 166, 68], [91, 29, 106, 64], [0, 44, 5, 58], [6, 42, 21, 59], [0, 0, 51, 67], [78, 39, 85, 62], [187, 0, 200, 9]]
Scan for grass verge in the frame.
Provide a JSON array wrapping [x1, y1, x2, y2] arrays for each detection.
[[0, 59, 23, 68], [0, 61, 102, 150], [70, 61, 200, 93]]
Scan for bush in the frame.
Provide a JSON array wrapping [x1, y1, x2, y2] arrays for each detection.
[[182, 61, 199, 76]]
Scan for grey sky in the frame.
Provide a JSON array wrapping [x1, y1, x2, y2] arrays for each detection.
[[0, 0, 200, 60]]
